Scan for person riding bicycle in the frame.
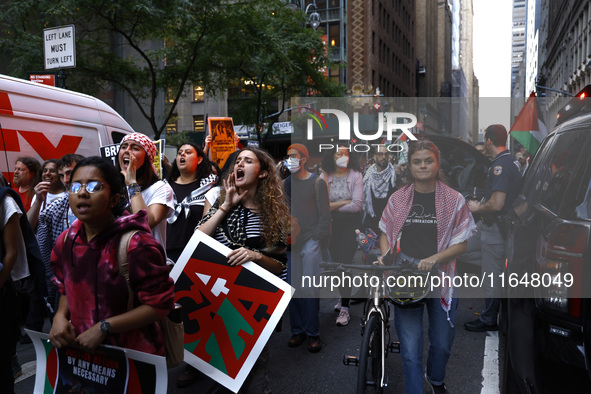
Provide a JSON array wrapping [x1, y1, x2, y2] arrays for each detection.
[[378, 139, 476, 394]]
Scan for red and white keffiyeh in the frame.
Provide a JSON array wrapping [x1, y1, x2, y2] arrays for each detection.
[[121, 132, 158, 173], [379, 180, 476, 320]]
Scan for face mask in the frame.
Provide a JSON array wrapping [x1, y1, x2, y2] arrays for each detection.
[[336, 156, 349, 168], [286, 158, 301, 173]]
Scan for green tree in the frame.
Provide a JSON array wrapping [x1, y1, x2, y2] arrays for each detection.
[[0, 0, 343, 141], [206, 1, 344, 144]]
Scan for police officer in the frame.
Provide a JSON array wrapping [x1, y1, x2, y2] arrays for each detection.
[[464, 124, 522, 332]]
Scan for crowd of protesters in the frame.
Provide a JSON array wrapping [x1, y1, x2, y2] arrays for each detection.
[[2, 124, 521, 394]]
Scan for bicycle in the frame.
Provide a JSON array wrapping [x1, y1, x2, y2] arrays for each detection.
[[320, 257, 431, 394]]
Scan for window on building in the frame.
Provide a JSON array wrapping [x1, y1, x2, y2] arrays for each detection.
[[166, 116, 178, 135], [193, 85, 204, 102], [193, 115, 205, 132], [329, 23, 340, 49]]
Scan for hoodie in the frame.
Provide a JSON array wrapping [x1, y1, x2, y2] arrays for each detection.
[[51, 210, 174, 355]]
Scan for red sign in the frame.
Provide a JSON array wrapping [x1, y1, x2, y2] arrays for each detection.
[[29, 74, 55, 86], [416, 121, 424, 131]]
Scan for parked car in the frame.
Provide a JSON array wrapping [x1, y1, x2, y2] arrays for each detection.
[[0, 74, 134, 183], [502, 88, 591, 393], [427, 134, 490, 200]]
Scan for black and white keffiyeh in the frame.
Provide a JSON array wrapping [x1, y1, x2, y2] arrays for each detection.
[[166, 174, 217, 224], [363, 162, 396, 219]]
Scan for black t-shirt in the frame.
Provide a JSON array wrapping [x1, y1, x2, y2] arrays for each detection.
[[166, 180, 205, 263], [400, 191, 437, 259]]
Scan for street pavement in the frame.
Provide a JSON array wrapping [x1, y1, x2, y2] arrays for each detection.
[[15, 255, 497, 393]]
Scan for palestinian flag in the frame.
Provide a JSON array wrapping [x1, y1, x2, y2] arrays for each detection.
[[509, 91, 548, 155]]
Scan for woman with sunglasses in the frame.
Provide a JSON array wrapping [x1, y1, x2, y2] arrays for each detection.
[[117, 133, 174, 254], [49, 157, 174, 354]]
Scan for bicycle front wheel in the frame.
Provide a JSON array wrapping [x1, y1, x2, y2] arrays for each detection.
[[356, 314, 384, 394]]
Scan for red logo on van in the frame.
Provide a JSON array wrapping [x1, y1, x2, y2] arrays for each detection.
[[0, 92, 83, 159], [0, 92, 13, 116]]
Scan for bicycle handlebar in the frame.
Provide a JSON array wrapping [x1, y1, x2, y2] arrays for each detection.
[[319, 260, 432, 307]]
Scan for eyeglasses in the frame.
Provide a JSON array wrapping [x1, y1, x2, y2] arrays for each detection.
[[67, 181, 106, 194]]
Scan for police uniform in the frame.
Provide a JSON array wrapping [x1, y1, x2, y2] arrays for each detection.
[[467, 150, 522, 326]]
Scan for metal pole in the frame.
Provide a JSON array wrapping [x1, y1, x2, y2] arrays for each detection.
[[535, 85, 574, 96]]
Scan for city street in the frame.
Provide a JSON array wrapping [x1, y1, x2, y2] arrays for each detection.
[[15, 257, 500, 394]]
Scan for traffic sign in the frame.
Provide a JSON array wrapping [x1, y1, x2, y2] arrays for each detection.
[[43, 25, 76, 70]]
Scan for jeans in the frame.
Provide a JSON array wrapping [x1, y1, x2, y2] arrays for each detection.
[[289, 238, 322, 336], [464, 222, 505, 325], [394, 253, 458, 393]]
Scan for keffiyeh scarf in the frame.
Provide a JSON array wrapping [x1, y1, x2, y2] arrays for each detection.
[[363, 162, 397, 219], [379, 181, 476, 324], [166, 174, 217, 224]]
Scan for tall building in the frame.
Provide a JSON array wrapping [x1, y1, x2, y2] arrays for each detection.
[[539, 0, 590, 122], [346, 0, 416, 97], [511, 0, 527, 94]]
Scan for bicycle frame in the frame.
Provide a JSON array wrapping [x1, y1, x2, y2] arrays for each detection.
[[362, 272, 391, 390]]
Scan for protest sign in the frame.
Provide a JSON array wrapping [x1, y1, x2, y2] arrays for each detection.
[[169, 231, 293, 393], [26, 330, 167, 394], [207, 117, 236, 168]]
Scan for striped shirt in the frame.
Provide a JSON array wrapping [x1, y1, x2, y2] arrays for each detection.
[[212, 206, 288, 281]]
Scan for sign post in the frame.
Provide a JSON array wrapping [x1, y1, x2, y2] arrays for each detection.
[[43, 25, 76, 89]]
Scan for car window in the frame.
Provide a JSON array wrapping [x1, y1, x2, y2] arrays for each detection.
[[536, 129, 588, 218], [521, 132, 556, 205], [433, 140, 488, 195], [573, 134, 591, 220]]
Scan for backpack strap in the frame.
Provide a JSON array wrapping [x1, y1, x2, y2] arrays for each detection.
[[116, 230, 140, 311]]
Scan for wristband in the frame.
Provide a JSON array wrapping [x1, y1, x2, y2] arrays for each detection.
[[219, 206, 229, 214], [127, 183, 142, 199]]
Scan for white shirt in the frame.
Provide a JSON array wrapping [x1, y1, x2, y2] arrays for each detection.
[[31, 191, 68, 214], [204, 186, 221, 206], [1, 195, 29, 281], [141, 180, 174, 251]]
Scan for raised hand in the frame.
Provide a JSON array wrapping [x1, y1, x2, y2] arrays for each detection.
[[221, 173, 247, 210]]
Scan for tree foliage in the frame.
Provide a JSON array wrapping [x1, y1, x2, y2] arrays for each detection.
[[0, 0, 343, 140]]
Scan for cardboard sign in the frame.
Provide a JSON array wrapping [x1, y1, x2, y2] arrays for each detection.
[[26, 330, 168, 394], [169, 231, 293, 393], [207, 117, 236, 168]]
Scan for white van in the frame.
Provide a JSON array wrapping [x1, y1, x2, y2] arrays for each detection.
[[0, 74, 134, 184]]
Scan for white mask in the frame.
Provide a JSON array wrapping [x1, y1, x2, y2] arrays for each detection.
[[336, 156, 349, 168], [286, 158, 301, 173]]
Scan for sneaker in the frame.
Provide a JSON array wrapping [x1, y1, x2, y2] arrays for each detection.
[[12, 355, 22, 380], [334, 298, 342, 312], [464, 318, 499, 332], [424, 373, 447, 393], [336, 309, 350, 326]]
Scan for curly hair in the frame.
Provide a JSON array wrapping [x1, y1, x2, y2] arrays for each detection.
[[220, 147, 289, 248]]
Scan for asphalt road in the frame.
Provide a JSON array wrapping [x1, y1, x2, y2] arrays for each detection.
[[15, 299, 494, 393], [15, 253, 498, 394]]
